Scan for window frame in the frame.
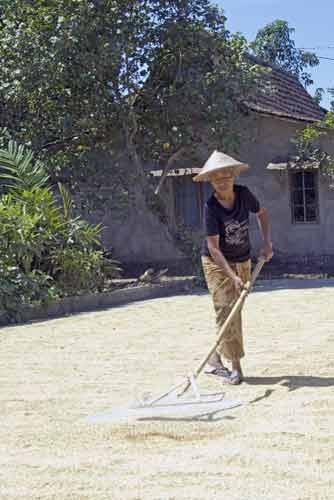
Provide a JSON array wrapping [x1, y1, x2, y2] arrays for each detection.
[[290, 170, 320, 225], [173, 175, 211, 229]]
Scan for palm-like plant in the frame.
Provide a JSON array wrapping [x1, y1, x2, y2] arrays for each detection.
[[0, 140, 49, 192], [0, 139, 122, 308]]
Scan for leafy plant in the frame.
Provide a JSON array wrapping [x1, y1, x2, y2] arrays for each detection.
[[0, 140, 122, 320], [0, 1, 262, 201], [50, 248, 106, 295], [290, 119, 334, 180], [0, 265, 60, 322], [173, 221, 204, 282], [251, 20, 319, 87], [0, 140, 49, 192]]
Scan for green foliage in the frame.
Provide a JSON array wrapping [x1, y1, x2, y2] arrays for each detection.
[[0, 140, 121, 321], [173, 222, 204, 281], [328, 89, 334, 113], [292, 126, 324, 159], [251, 20, 319, 87], [290, 118, 334, 177], [50, 248, 105, 295], [313, 88, 324, 105], [0, 140, 49, 192], [324, 111, 334, 129], [0, 1, 262, 192], [0, 266, 59, 322], [0, 188, 64, 274], [0, 2, 264, 284], [140, 28, 262, 168]]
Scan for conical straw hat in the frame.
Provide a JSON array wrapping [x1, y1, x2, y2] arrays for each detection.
[[193, 150, 249, 182]]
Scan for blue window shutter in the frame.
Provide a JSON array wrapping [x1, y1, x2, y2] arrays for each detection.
[[174, 177, 201, 228]]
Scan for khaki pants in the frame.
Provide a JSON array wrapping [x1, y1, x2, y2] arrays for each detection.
[[201, 256, 251, 362]]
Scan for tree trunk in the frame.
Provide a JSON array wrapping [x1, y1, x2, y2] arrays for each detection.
[[154, 147, 187, 195]]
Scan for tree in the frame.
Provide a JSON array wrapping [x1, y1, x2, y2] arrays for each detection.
[[328, 88, 334, 112], [313, 88, 324, 106], [251, 20, 319, 87], [0, 0, 261, 202]]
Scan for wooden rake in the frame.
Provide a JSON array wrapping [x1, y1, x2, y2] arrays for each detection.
[[89, 258, 266, 422]]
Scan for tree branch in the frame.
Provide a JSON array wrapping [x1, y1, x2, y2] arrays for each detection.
[[38, 130, 93, 152], [154, 146, 187, 195]]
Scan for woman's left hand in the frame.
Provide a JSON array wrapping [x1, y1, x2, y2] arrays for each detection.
[[260, 242, 274, 262]]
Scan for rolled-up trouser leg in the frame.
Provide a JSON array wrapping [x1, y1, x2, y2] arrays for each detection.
[[202, 256, 251, 362]]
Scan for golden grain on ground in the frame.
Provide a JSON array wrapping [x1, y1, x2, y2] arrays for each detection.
[[0, 280, 333, 500]]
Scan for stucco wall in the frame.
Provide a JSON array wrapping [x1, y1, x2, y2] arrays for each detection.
[[88, 205, 183, 270], [77, 182, 184, 272], [79, 114, 334, 274], [237, 115, 334, 265], [64, 146, 184, 272]]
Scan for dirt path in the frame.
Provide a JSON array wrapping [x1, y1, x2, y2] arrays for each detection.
[[1, 279, 333, 500]]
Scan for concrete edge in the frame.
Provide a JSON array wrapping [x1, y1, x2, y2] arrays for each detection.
[[0, 278, 198, 328]]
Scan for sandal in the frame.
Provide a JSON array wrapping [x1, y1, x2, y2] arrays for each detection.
[[204, 365, 231, 378], [223, 370, 243, 385]]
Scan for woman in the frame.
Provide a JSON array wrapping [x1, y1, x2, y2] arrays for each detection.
[[193, 151, 273, 385]]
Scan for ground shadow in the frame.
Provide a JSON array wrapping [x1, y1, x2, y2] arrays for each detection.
[[138, 411, 237, 423], [191, 278, 334, 297], [248, 389, 275, 404], [245, 375, 334, 393], [253, 279, 334, 293]]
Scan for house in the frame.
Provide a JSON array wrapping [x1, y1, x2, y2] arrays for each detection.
[[89, 61, 334, 276], [145, 61, 334, 275]]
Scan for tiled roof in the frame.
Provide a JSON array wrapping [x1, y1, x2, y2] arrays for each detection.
[[246, 58, 326, 123]]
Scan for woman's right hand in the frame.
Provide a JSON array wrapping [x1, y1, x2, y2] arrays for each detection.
[[232, 275, 244, 294]]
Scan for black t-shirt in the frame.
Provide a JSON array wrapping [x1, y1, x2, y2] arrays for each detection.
[[201, 185, 260, 262]]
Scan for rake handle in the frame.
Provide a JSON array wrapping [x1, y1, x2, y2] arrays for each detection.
[[196, 256, 265, 377], [179, 257, 265, 396]]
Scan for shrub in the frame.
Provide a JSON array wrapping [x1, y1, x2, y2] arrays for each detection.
[[51, 248, 106, 295], [0, 264, 59, 321], [0, 140, 121, 320]]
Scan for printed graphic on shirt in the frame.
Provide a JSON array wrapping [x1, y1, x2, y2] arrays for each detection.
[[225, 219, 249, 246]]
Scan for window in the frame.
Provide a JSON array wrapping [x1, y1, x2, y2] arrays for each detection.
[[290, 171, 319, 223], [174, 176, 212, 228]]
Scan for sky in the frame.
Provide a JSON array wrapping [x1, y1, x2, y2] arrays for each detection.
[[215, 0, 334, 109]]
